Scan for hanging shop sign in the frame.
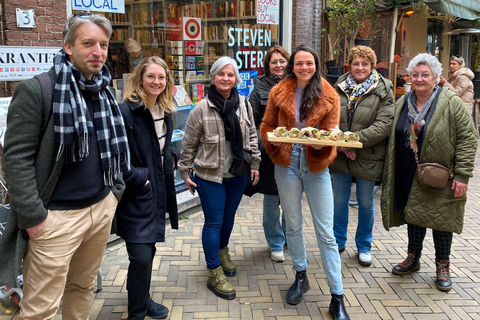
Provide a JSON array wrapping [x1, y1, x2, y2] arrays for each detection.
[[257, 0, 279, 25], [72, 0, 125, 14], [0, 46, 60, 81]]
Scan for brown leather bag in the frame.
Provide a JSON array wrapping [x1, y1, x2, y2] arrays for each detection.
[[415, 163, 451, 188], [410, 123, 452, 189]]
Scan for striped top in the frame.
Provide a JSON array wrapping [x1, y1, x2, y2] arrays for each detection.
[[150, 104, 166, 164]]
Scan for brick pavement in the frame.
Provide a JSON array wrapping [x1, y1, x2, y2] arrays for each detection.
[[2, 150, 480, 319]]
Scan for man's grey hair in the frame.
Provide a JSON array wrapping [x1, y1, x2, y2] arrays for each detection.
[[210, 56, 242, 87], [407, 53, 443, 84], [63, 12, 113, 45]]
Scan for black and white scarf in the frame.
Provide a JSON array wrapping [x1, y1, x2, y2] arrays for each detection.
[[53, 49, 130, 186], [344, 70, 379, 129]]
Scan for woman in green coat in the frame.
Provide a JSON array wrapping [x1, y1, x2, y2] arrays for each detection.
[[381, 53, 477, 292]]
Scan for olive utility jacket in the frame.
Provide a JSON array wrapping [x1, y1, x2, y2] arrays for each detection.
[[380, 88, 477, 234]]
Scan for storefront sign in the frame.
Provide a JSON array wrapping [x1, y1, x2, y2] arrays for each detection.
[[257, 0, 279, 25], [0, 46, 60, 81], [228, 28, 272, 69], [72, 0, 125, 14]]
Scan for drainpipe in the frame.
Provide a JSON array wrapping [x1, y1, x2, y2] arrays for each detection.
[[0, 4, 6, 97]]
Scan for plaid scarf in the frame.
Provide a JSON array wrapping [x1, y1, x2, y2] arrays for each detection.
[[53, 49, 130, 186], [344, 70, 379, 130]]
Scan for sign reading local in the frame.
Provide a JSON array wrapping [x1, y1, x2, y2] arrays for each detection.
[[72, 0, 125, 14], [257, 0, 279, 25], [0, 46, 61, 81]]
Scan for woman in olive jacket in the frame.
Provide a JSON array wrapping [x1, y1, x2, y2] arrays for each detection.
[[330, 46, 394, 267], [116, 56, 179, 319], [381, 53, 477, 292]]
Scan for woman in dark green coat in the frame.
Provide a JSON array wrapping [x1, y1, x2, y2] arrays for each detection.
[[381, 53, 477, 292], [331, 46, 394, 267]]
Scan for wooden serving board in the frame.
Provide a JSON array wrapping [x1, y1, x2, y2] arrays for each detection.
[[267, 132, 363, 148]]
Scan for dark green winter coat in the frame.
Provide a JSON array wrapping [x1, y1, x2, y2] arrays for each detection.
[[330, 73, 394, 181], [0, 69, 125, 287], [380, 88, 477, 234]]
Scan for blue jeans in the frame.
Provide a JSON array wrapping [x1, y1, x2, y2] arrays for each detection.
[[263, 194, 286, 252], [275, 144, 343, 295], [195, 174, 248, 270], [332, 173, 375, 253]]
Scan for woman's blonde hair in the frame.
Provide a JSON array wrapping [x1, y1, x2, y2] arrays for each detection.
[[347, 45, 377, 68], [123, 56, 176, 114]]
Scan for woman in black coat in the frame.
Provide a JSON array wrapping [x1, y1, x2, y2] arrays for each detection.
[[116, 56, 179, 320], [247, 45, 289, 262]]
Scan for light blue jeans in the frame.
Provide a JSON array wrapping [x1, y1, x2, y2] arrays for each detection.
[[275, 144, 344, 295], [332, 173, 375, 253], [262, 194, 286, 252]]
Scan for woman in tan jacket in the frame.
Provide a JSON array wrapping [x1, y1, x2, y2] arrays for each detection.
[[439, 55, 475, 113]]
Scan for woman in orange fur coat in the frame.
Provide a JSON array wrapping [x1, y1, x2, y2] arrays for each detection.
[[260, 45, 349, 320]]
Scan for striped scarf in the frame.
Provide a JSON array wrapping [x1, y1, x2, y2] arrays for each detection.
[[53, 49, 130, 186]]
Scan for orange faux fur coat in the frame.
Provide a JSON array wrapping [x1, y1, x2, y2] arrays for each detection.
[[260, 77, 340, 173]]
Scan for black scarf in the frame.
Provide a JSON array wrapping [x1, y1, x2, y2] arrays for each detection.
[[208, 85, 244, 160]]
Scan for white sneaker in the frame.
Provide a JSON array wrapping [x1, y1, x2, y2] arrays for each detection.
[[271, 250, 285, 262], [358, 252, 372, 266]]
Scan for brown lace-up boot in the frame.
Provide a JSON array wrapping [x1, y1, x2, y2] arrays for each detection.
[[392, 250, 421, 275], [219, 247, 237, 277], [436, 259, 452, 292]]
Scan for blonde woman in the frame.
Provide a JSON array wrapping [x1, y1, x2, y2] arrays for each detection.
[[116, 56, 179, 319]]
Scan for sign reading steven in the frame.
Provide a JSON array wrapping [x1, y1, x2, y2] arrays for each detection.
[[257, 0, 279, 25], [72, 0, 125, 14], [0, 46, 61, 81], [228, 28, 272, 70]]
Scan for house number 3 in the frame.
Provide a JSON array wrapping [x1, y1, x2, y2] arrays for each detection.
[[16, 9, 35, 28]]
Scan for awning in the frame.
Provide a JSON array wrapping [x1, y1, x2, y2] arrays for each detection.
[[424, 0, 480, 20]]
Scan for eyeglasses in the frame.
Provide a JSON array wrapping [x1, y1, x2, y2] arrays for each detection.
[[411, 73, 432, 79], [146, 75, 168, 82], [73, 11, 92, 19]]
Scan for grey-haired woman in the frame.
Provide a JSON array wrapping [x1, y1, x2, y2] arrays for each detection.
[[381, 53, 477, 292], [178, 57, 260, 300]]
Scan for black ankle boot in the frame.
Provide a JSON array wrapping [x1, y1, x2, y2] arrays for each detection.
[[286, 270, 310, 305], [392, 249, 421, 275], [329, 294, 350, 320], [436, 259, 452, 292]]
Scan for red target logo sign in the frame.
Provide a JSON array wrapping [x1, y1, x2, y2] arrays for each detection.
[[183, 18, 201, 40]]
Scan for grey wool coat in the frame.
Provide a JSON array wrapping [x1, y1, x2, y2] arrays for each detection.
[[0, 69, 125, 287], [381, 88, 477, 234]]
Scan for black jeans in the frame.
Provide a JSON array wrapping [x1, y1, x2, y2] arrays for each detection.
[[125, 242, 156, 320]]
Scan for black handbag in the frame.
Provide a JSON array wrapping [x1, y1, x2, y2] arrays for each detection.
[[228, 151, 252, 177]]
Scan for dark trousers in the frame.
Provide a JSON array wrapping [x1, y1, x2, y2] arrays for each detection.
[[407, 223, 453, 260], [125, 242, 156, 320]]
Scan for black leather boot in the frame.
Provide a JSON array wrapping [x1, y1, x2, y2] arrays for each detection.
[[392, 249, 421, 275], [329, 294, 350, 320], [286, 270, 310, 305], [436, 259, 452, 292]]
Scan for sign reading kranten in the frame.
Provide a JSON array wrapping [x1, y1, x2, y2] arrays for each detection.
[[0, 46, 61, 81]]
